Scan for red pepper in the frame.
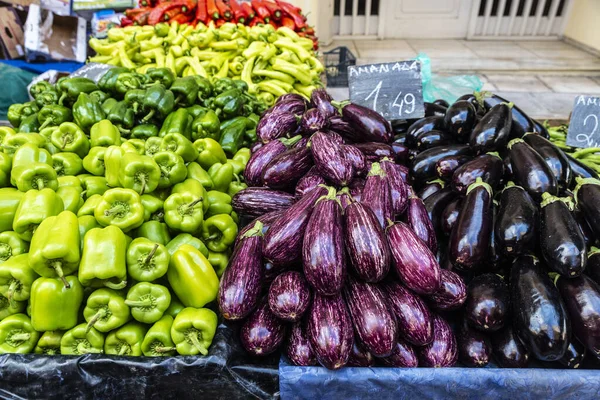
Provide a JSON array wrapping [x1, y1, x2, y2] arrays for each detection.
[[263, 0, 282, 20], [248, 16, 264, 27], [252, 0, 271, 22], [280, 15, 295, 30], [241, 2, 255, 20], [164, 8, 184, 21], [277, 0, 305, 29], [215, 0, 232, 20], [215, 18, 226, 27], [148, 0, 193, 25], [304, 26, 315, 35], [121, 17, 134, 27], [134, 10, 152, 25], [171, 12, 194, 24], [207, 0, 219, 19], [138, 0, 155, 7], [125, 7, 152, 18], [229, 0, 246, 23], [196, 0, 208, 23]]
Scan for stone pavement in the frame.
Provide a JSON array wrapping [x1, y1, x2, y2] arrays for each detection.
[[321, 39, 600, 120]]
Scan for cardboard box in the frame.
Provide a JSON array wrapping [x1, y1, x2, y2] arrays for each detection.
[[24, 4, 86, 62], [0, 7, 25, 59]]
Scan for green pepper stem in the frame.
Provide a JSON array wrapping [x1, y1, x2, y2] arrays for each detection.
[[186, 198, 203, 211], [188, 331, 208, 355], [140, 178, 146, 196], [36, 178, 45, 190], [7, 280, 18, 307], [104, 280, 127, 290], [11, 333, 30, 342], [118, 126, 131, 135], [86, 308, 107, 333], [62, 135, 69, 150], [39, 118, 52, 130], [142, 109, 155, 122], [124, 299, 153, 308], [52, 261, 70, 289], [145, 244, 159, 265], [174, 94, 183, 105], [58, 93, 67, 106], [118, 345, 129, 356], [155, 346, 177, 353]]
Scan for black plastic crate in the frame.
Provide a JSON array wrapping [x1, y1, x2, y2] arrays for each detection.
[[323, 46, 356, 87]]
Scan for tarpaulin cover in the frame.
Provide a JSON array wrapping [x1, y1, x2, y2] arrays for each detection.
[[0, 323, 279, 400], [279, 357, 600, 400]]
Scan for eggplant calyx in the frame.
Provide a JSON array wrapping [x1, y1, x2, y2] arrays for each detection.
[[486, 151, 502, 159], [367, 162, 385, 177], [337, 186, 355, 203], [588, 246, 600, 257], [507, 138, 525, 149], [503, 181, 523, 191], [501, 102, 514, 109], [573, 176, 600, 202], [473, 91, 490, 109], [243, 221, 264, 238], [548, 272, 560, 286], [465, 177, 493, 196], [316, 186, 339, 205], [540, 192, 562, 208], [426, 178, 446, 187]]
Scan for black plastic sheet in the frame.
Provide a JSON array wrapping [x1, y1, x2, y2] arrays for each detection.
[[0, 323, 279, 399]]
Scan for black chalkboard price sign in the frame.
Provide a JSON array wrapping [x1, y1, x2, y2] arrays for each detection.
[[348, 60, 425, 121], [567, 95, 600, 148]]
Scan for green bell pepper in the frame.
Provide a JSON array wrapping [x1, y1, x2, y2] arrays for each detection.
[[7, 103, 30, 128], [83, 288, 131, 333], [206, 191, 233, 217], [3, 132, 45, 155], [58, 175, 81, 188], [191, 108, 221, 141], [35, 89, 60, 108], [126, 238, 170, 282], [30, 275, 84, 331], [219, 116, 248, 156], [171, 307, 217, 355], [79, 225, 128, 289], [83, 146, 106, 176], [144, 136, 162, 157], [11, 142, 52, 177], [193, 76, 213, 100], [0, 153, 9, 187], [228, 175, 248, 197], [118, 153, 161, 195], [94, 188, 144, 232], [104, 321, 148, 356], [159, 108, 193, 140], [202, 214, 237, 252], [114, 72, 142, 97], [89, 90, 110, 105], [0, 253, 38, 303], [72, 93, 106, 133], [140, 194, 165, 222], [37, 105, 72, 130], [52, 152, 83, 176], [18, 113, 41, 133], [208, 250, 230, 277], [78, 215, 100, 251], [166, 233, 209, 258], [153, 151, 187, 188], [160, 132, 198, 163], [77, 194, 102, 217], [98, 67, 130, 94], [0, 293, 25, 320], [125, 282, 171, 324], [107, 101, 135, 136], [104, 145, 125, 187], [29, 80, 53, 99], [56, 185, 84, 214], [207, 162, 234, 192], [187, 162, 213, 190], [101, 98, 119, 116], [0, 189, 23, 233], [11, 162, 58, 192], [0, 314, 40, 354], [172, 178, 209, 213], [60, 323, 105, 355], [124, 88, 146, 115], [168, 244, 219, 308], [164, 192, 204, 233], [141, 84, 175, 122], [57, 77, 98, 106], [141, 315, 177, 356], [90, 119, 121, 147], [80, 175, 109, 198], [131, 124, 159, 140], [50, 122, 90, 158], [135, 221, 171, 245], [171, 77, 199, 107], [165, 295, 184, 318], [0, 231, 29, 264], [194, 138, 227, 169], [233, 147, 251, 167], [34, 331, 64, 354], [13, 188, 63, 241], [146, 67, 175, 88]]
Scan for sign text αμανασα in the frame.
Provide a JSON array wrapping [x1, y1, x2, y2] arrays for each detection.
[[567, 95, 600, 149]]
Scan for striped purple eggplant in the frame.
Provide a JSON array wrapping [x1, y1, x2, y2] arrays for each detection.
[[428, 269, 467, 311], [244, 136, 303, 186], [250, 141, 263, 153], [232, 187, 295, 218], [344, 201, 391, 282], [240, 299, 286, 356], [575, 177, 600, 238], [301, 108, 329, 135], [349, 177, 365, 199], [354, 142, 395, 163], [269, 97, 307, 116], [235, 210, 282, 247], [387, 221, 441, 295], [277, 93, 308, 106], [218, 222, 264, 320], [337, 188, 353, 210], [407, 194, 438, 253], [343, 277, 397, 357], [347, 339, 375, 367], [343, 145, 367, 177], [310, 88, 337, 119], [361, 163, 393, 229], [286, 322, 317, 366], [418, 314, 458, 367], [263, 185, 327, 265], [379, 338, 419, 367], [341, 103, 393, 143], [295, 166, 327, 198], [384, 281, 433, 346], [381, 159, 409, 216], [303, 187, 346, 295], [310, 131, 354, 186], [268, 271, 311, 322], [262, 143, 313, 190], [257, 111, 299, 143], [307, 293, 354, 370], [329, 115, 361, 143]]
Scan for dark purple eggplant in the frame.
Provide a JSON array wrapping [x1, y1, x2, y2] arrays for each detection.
[[491, 325, 530, 368], [410, 145, 472, 183], [458, 318, 492, 367], [405, 116, 445, 148], [524, 133, 572, 189], [262, 144, 313, 190], [540, 193, 587, 277], [384, 281, 433, 346], [302, 188, 346, 295], [503, 155, 513, 179], [416, 130, 452, 150], [380, 159, 409, 215], [301, 108, 329, 135], [433, 99, 450, 108], [286, 322, 317, 366], [574, 209, 596, 249], [423, 187, 456, 234], [444, 100, 477, 142], [465, 274, 509, 332], [347, 339, 376, 367], [406, 194, 438, 253], [588, 251, 600, 285], [418, 180, 445, 200], [263, 185, 327, 265], [428, 269, 467, 311], [387, 221, 441, 295], [559, 340, 587, 369], [379, 339, 418, 367], [394, 132, 407, 145], [329, 115, 360, 142], [307, 293, 353, 370], [557, 274, 600, 358], [511, 255, 570, 361], [575, 178, 600, 239], [457, 93, 485, 115], [469, 103, 512, 153], [495, 184, 538, 257], [508, 138, 558, 199], [451, 154, 504, 195], [344, 277, 397, 357], [295, 167, 327, 198], [483, 94, 534, 139], [343, 145, 367, 177], [354, 142, 395, 163], [341, 103, 393, 143], [233, 187, 296, 218], [424, 102, 448, 117], [218, 222, 264, 320], [532, 119, 550, 139], [449, 180, 493, 271], [310, 131, 354, 187], [436, 155, 473, 181], [235, 210, 282, 247], [418, 314, 457, 367], [361, 163, 393, 229], [244, 136, 303, 187], [241, 299, 286, 356], [310, 88, 336, 118], [566, 154, 599, 182], [268, 98, 307, 116], [257, 111, 299, 143], [391, 142, 409, 165], [268, 271, 311, 322], [345, 201, 390, 282], [441, 198, 462, 236]]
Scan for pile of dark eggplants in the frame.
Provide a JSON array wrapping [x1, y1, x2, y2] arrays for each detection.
[[218, 88, 600, 371]]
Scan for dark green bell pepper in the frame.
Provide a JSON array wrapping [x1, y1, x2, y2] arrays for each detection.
[[18, 113, 40, 133], [191, 108, 221, 141], [58, 77, 98, 106], [72, 93, 106, 133], [37, 105, 72, 130], [219, 116, 248, 156], [159, 108, 192, 140], [146, 68, 175, 88], [141, 84, 175, 122], [107, 101, 135, 136], [171, 77, 199, 107], [89, 90, 110, 104], [114, 72, 142, 96], [131, 124, 159, 140], [98, 67, 130, 94], [35, 89, 60, 108]]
